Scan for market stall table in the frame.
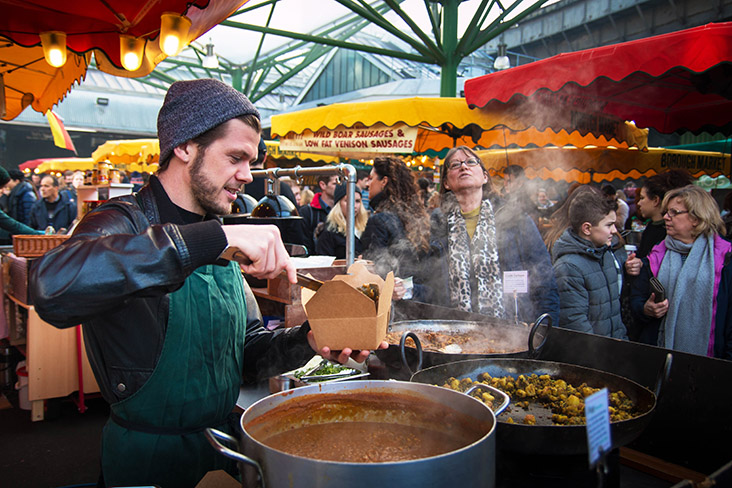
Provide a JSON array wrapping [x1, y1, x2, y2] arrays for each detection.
[[238, 300, 732, 487], [2, 239, 99, 421]]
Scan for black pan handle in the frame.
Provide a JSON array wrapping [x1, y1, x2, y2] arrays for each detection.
[[528, 313, 552, 358], [653, 353, 673, 400], [399, 331, 423, 375]]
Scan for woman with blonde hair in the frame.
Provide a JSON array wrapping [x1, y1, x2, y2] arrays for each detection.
[[631, 185, 731, 356], [299, 188, 314, 207], [315, 183, 368, 259]]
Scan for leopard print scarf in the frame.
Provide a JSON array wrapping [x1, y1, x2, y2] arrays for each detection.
[[447, 199, 505, 317]]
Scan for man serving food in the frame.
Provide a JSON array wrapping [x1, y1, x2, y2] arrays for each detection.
[[30, 79, 383, 487]]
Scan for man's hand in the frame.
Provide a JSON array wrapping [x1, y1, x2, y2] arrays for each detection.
[[306, 330, 388, 365], [643, 294, 668, 318], [222, 224, 296, 283]]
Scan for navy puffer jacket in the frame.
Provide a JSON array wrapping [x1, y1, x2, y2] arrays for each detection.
[[552, 228, 628, 339]]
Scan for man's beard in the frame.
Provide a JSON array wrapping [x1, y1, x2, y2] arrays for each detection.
[[189, 149, 232, 215]]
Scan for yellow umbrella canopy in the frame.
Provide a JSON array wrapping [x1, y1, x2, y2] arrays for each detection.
[[91, 138, 340, 172], [92, 139, 160, 172], [476, 146, 731, 184], [19, 157, 96, 175], [271, 97, 648, 159]]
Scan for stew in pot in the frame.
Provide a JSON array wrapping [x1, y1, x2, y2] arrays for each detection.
[[245, 391, 488, 463], [442, 372, 640, 425]]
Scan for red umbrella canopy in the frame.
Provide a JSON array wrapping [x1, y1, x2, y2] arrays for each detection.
[[464, 22, 732, 135], [0, 0, 247, 76]]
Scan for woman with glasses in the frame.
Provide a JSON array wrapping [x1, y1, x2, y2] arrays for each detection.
[[630, 185, 732, 357], [361, 156, 432, 300], [427, 146, 559, 324]]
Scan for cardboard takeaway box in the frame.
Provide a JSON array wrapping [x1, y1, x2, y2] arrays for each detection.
[[302, 262, 394, 351], [195, 470, 239, 488]]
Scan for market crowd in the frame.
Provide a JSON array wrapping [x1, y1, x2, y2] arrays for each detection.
[[0, 167, 151, 243], [288, 149, 732, 361], [0, 78, 725, 488]]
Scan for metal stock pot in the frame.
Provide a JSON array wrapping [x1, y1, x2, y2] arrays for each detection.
[[206, 380, 506, 488], [376, 313, 552, 377]]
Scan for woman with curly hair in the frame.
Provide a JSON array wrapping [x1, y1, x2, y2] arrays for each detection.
[[361, 156, 431, 300], [427, 146, 559, 322]]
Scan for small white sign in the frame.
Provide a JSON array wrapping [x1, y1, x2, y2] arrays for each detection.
[[503, 270, 528, 294], [585, 388, 612, 467]]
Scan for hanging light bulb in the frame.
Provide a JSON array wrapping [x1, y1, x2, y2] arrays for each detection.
[[202, 40, 219, 69], [159, 13, 191, 56], [40, 31, 67, 67], [120, 35, 146, 71], [493, 43, 510, 71]]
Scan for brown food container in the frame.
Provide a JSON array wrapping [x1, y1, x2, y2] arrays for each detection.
[[302, 262, 394, 351]]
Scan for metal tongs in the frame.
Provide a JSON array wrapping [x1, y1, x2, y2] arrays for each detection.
[[293, 272, 324, 291]]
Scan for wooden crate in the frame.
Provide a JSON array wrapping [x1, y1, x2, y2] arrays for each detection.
[[12, 235, 70, 258]]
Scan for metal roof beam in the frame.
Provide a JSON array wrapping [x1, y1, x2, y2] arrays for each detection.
[[463, 0, 548, 55], [455, 0, 495, 57], [382, 0, 444, 61], [249, 45, 333, 103], [424, 0, 442, 49], [244, 1, 277, 94], [334, 0, 440, 60], [220, 19, 433, 63]]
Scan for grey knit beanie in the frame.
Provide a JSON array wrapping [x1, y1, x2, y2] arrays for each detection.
[[157, 79, 260, 166]]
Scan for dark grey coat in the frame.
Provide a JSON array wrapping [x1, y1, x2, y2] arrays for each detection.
[[552, 229, 628, 339]]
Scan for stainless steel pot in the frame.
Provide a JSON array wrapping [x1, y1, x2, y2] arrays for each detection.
[[380, 313, 552, 376], [206, 380, 506, 488]]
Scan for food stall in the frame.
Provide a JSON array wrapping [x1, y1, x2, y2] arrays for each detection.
[[232, 299, 732, 487], [271, 97, 649, 163], [476, 146, 732, 184]]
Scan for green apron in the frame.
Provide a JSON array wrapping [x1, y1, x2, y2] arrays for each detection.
[[101, 262, 247, 487]]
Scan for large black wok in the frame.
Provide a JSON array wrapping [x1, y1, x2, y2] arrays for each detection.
[[410, 356, 671, 456], [375, 313, 552, 378]]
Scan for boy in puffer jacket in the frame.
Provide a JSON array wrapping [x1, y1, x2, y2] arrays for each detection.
[[552, 190, 628, 339]]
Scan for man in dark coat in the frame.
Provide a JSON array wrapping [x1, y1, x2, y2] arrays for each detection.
[[6, 169, 37, 226], [30, 174, 77, 231]]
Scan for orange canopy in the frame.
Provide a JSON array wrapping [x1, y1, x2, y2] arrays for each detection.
[[0, 1, 248, 121], [477, 146, 731, 183]]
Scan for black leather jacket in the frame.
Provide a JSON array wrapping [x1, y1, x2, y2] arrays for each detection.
[[29, 183, 313, 404]]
